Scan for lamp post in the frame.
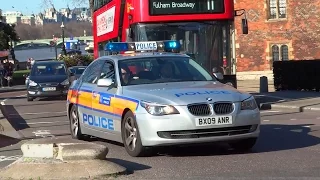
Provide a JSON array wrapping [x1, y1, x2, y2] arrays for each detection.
[[53, 35, 58, 60], [60, 22, 66, 55]]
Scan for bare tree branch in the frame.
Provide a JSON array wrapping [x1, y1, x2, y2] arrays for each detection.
[[40, 0, 94, 16], [70, 0, 88, 7], [39, 0, 54, 10]]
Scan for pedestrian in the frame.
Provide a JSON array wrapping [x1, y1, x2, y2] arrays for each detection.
[[30, 58, 35, 68], [5, 64, 13, 87], [0, 63, 5, 88], [27, 58, 31, 70]]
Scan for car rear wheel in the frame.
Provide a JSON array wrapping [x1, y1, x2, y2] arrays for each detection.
[[121, 111, 150, 157], [69, 105, 85, 140], [229, 138, 257, 152]]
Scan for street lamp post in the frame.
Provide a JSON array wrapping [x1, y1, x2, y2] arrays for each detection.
[[60, 22, 66, 55], [8, 24, 15, 60], [53, 35, 58, 60]]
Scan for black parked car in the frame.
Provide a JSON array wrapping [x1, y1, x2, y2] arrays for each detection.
[[26, 60, 70, 101], [68, 66, 87, 84]]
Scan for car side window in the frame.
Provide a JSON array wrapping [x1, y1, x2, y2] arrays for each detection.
[[99, 61, 115, 82], [82, 60, 103, 84]]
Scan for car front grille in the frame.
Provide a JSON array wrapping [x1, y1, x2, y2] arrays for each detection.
[[187, 104, 211, 116], [157, 125, 253, 139], [39, 83, 59, 87], [187, 102, 234, 116], [213, 103, 234, 115]]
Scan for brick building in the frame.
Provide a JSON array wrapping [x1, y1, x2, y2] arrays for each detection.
[[234, 0, 320, 79]]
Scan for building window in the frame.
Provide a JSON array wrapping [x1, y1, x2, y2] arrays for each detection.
[[268, 0, 287, 19], [93, 0, 113, 11], [271, 44, 289, 61]]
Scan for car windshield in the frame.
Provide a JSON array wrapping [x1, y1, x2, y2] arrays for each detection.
[[118, 57, 215, 86], [70, 67, 86, 75], [31, 63, 67, 76]]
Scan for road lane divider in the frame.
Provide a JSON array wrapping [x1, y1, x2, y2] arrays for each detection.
[[9, 111, 67, 116]]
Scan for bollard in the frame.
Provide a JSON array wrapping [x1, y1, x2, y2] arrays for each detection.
[[260, 76, 269, 93]]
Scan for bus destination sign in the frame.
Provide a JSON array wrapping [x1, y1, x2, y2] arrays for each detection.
[[149, 0, 225, 15]]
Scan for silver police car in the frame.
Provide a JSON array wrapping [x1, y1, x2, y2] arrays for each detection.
[[67, 41, 260, 157]]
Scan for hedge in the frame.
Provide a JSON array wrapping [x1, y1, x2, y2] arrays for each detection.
[[58, 54, 94, 67], [13, 69, 30, 79], [273, 60, 320, 91]]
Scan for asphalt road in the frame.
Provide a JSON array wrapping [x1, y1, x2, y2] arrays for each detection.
[[1, 91, 320, 179]]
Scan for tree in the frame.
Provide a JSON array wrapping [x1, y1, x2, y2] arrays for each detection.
[[15, 22, 92, 40], [71, 0, 94, 17], [0, 22, 20, 50], [41, 0, 94, 17]]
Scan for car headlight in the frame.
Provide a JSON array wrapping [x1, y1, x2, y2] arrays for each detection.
[[61, 79, 69, 85], [28, 80, 37, 86], [140, 101, 179, 116], [241, 97, 258, 110]]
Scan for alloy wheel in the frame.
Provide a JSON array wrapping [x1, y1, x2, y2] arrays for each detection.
[[124, 116, 137, 151], [71, 108, 79, 136]]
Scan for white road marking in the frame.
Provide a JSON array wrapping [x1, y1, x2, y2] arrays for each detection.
[[260, 110, 281, 113], [1, 99, 6, 105], [1, 94, 27, 105], [9, 111, 67, 116], [32, 130, 55, 138], [20, 121, 68, 125], [290, 118, 297, 121], [0, 155, 22, 162], [263, 120, 270, 122], [16, 94, 27, 97], [317, 117, 320, 119]]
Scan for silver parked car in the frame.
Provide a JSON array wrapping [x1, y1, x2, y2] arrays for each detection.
[[66, 41, 261, 157]]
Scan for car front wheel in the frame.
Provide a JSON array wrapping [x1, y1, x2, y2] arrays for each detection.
[[121, 111, 150, 157], [27, 95, 34, 101], [229, 138, 257, 152]]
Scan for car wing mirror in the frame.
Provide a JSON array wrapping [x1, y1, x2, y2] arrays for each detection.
[[97, 78, 113, 87], [213, 72, 224, 80]]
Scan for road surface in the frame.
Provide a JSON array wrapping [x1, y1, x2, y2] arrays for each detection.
[[0, 91, 319, 179]]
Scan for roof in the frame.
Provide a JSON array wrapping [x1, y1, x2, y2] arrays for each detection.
[[98, 52, 190, 63], [34, 60, 65, 64], [68, 66, 87, 69]]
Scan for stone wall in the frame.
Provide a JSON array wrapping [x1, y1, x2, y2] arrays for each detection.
[[234, 0, 320, 72]]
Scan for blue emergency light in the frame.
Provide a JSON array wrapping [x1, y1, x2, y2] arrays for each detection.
[[104, 40, 181, 53]]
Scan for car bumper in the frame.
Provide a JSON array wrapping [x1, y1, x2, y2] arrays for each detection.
[[136, 108, 261, 147], [27, 86, 68, 97]]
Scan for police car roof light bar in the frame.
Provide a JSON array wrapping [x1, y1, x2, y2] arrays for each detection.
[[104, 42, 130, 52], [163, 40, 181, 52], [104, 40, 181, 53]]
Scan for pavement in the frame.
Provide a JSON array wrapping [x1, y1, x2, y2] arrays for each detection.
[[0, 85, 26, 93], [237, 80, 320, 112], [1, 137, 126, 179], [0, 89, 320, 179]]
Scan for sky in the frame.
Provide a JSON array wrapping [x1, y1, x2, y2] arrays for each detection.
[[1, 0, 88, 15]]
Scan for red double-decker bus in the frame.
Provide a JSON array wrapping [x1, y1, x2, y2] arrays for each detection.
[[92, 0, 248, 78]]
